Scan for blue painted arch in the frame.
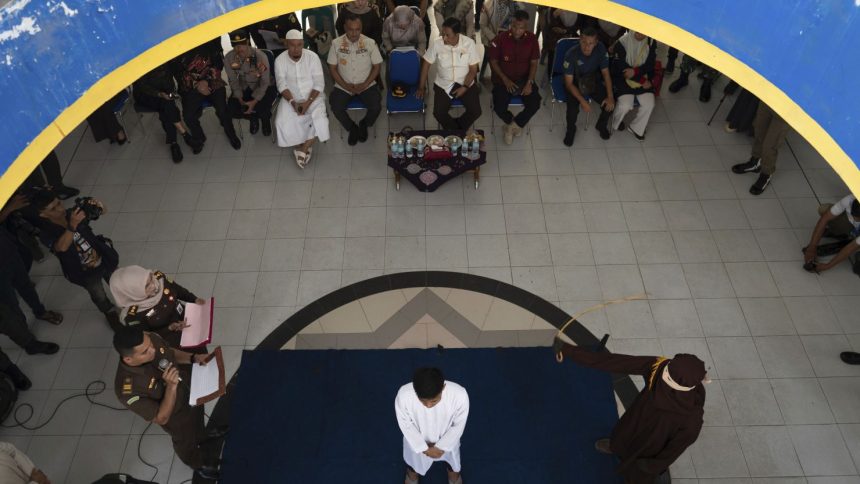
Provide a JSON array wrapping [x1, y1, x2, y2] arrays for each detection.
[[0, 0, 858, 201]]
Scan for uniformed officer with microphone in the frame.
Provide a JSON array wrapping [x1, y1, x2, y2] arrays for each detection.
[[112, 325, 220, 481]]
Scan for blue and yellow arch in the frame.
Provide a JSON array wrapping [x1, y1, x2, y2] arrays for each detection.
[[1, 0, 859, 203]]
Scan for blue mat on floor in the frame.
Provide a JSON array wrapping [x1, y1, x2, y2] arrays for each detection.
[[221, 347, 623, 483]]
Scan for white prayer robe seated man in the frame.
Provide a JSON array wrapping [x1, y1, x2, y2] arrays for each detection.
[[274, 29, 331, 168], [395, 367, 469, 484]]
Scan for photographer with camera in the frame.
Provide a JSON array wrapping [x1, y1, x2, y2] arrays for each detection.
[[27, 189, 121, 331], [803, 194, 860, 276], [133, 61, 203, 163]]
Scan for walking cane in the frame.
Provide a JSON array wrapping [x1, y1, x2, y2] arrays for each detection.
[[707, 93, 728, 126]]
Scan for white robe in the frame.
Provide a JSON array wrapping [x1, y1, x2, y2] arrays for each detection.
[[273, 48, 331, 147], [395, 380, 470, 476]]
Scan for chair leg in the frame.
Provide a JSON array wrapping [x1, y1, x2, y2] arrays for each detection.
[[549, 103, 555, 133]]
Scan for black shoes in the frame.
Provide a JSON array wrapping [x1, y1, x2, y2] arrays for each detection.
[[195, 466, 221, 481], [731, 157, 761, 174], [24, 340, 59, 355], [841, 351, 860, 365], [249, 118, 259, 135], [597, 121, 611, 140], [749, 173, 772, 195], [627, 126, 645, 141], [183, 133, 203, 154], [55, 185, 80, 200], [669, 73, 689, 93], [699, 79, 712, 102], [5, 364, 31, 391], [347, 123, 359, 146], [358, 120, 369, 143], [170, 143, 183, 163], [228, 134, 242, 150], [261, 118, 272, 137], [563, 126, 576, 147]]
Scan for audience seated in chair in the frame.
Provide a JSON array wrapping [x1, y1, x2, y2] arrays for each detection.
[[225, 29, 278, 139], [382, 5, 427, 54], [610, 30, 657, 141], [328, 14, 384, 146], [174, 38, 242, 151], [274, 30, 331, 168], [562, 26, 615, 146], [133, 61, 203, 163], [488, 9, 541, 145], [417, 17, 482, 130]]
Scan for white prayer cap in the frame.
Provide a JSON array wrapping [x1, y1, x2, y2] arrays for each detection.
[[285, 29, 303, 40]]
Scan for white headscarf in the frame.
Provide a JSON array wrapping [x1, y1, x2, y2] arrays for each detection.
[[109, 265, 163, 310], [619, 30, 649, 68], [558, 10, 578, 28]]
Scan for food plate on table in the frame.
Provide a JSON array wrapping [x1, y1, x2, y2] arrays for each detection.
[[407, 135, 427, 147], [444, 135, 462, 149], [426, 135, 445, 150]]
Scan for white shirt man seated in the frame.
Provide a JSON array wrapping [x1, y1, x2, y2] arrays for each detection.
[[274, 29, 331, 168], [416, 17, 482, 131], [327, 13, 383, 146], [395, 367, 469, 484]]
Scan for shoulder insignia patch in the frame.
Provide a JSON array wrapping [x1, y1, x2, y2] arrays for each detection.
[[159, 347, 165, 355], [126, 396, 140, 405], [128, 305, 138, 316], [563, 61, 569, 68], [122, 377, 133, 395]]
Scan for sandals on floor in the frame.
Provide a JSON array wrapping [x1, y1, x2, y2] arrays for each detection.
[[36, 310, 63, 325], [294, 149, 309, 168]]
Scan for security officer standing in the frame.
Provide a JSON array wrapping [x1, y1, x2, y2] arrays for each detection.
[[225, 30, 278, 137], [113, 326, 220, 481]]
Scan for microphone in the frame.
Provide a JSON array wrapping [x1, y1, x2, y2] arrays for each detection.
[[157, 358, 183, 382]]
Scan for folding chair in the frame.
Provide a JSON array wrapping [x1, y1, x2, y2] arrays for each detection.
[[547, 37, 578, 132], [386, 48, 426, 129]]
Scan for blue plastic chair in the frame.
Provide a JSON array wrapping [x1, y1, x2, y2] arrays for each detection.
[[548, 37, 578, 132], [386, 48, 426, 129]]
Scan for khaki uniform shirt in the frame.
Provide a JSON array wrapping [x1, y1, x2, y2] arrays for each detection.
[[327, 34, 383, 92], [224, 47, 272, 101], [114, 332, 190, 421]]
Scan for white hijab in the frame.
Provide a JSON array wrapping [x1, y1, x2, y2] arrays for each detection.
[[109, 265, 164, 310]]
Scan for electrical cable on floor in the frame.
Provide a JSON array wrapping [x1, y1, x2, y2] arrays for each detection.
[[1, 380, 161, 482]]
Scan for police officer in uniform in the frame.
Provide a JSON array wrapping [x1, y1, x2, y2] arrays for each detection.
[[109, 265, 207, 352], [225, 30, 278, 137], [113, 326, 220, 481]]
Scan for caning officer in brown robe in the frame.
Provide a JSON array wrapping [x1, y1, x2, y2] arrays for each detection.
[[554, 338, 707, 483]]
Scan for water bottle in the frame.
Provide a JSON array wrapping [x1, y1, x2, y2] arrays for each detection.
[[405, 140, 413, 158]]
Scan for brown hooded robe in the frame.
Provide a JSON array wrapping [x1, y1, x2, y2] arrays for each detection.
[[559, 344, 706, 484]]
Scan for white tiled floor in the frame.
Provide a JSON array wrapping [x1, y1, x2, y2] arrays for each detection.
[[2, 54, 859, 483]]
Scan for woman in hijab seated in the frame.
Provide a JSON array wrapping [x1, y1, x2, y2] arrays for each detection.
[[337, 0, 384, 46], [433, 0, 476, 39], [554, 338, 708, 484], [382, 5, 427, 54], [609, 30, 657, 141], [109, 265, 207, 352]]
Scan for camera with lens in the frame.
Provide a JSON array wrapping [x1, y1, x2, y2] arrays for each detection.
[[72, 197, 104, 221]]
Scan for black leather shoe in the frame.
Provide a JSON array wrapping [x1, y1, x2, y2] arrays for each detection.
[[249, 118, 259, 135], [261, 118, 272, 137], [170, 143, 183, 163], [841, 351, 860, 365], [749, 173, 772, 195], [4, 364, 31, 391], [669, 73, 689, 93], [358, 120, 369, 143], [563, 127, 576, 147], [24, 340, 59, 355], [347, 124, 359, 146], [183, 133, 204, 154], [228, 134, 242, 150], [195, 466, 221, 481]]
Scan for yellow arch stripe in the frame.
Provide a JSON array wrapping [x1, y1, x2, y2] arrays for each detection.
[[2, 0, 857, 204]]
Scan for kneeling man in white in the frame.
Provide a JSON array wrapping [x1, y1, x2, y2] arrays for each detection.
[[395, 367, 469, 484]]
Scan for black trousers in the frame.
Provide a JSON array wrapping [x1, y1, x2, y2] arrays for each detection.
[[75, 266, 115, 314], [86, 92, 125, 142], [565, 88, 609, 132], [492, 84, 541, 127], [228, 86, 278, 123], [181, 87, 236, 141], [135, 93, 182, 143], [0, 298, 36, 350], [433, 84, 482, 130], [163, 382, 207, 469], [329, 86, 382, 130]]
